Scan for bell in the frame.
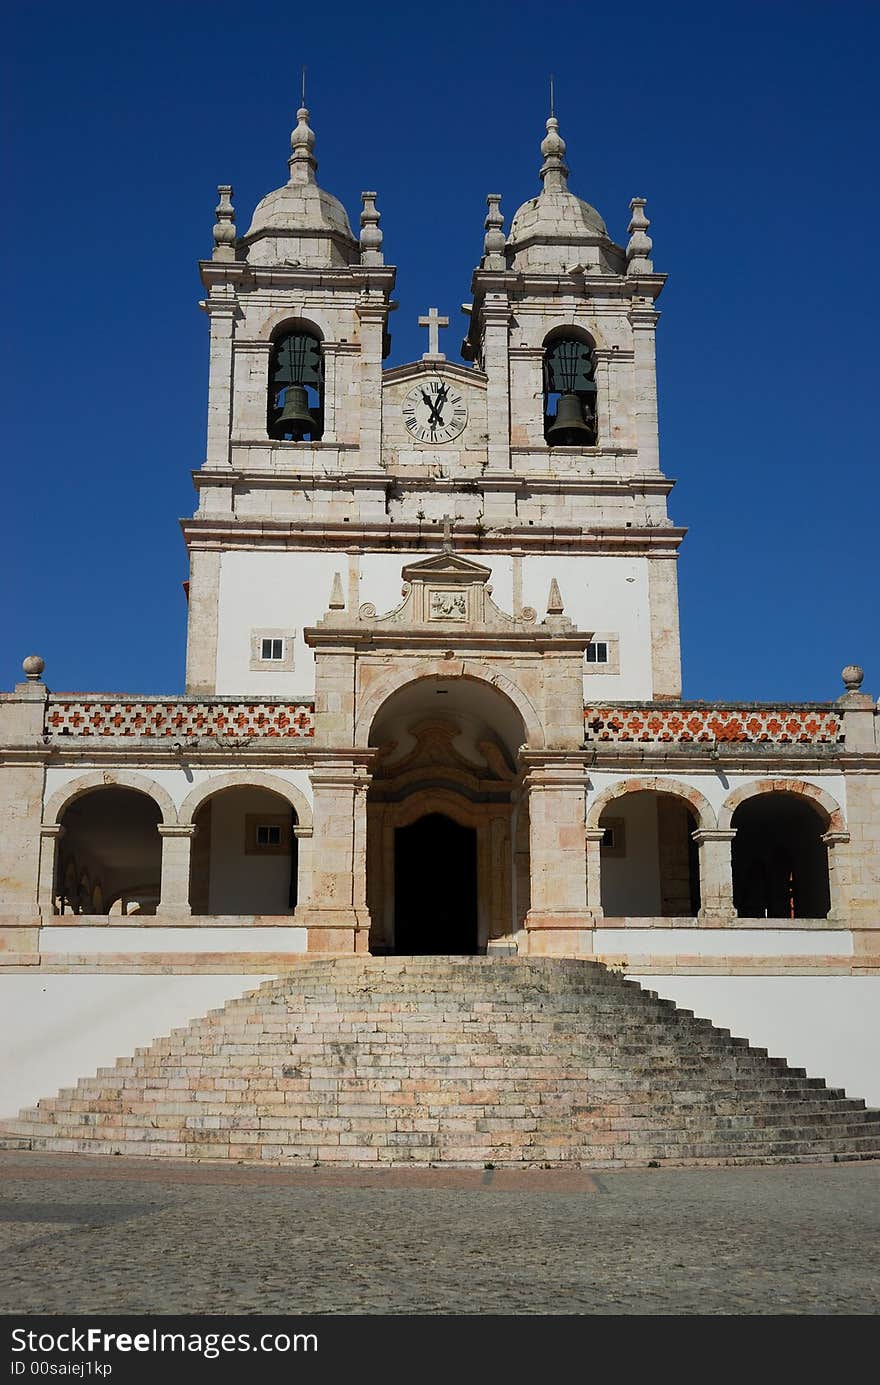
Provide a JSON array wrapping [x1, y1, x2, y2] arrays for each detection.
[[546, 392, 594, 445], [272, 383, 315, 439]]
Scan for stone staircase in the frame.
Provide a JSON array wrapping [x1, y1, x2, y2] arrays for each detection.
[[2, 958, 878, 1167]]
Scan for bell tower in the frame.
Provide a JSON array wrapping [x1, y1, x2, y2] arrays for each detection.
[[463, 114, 683, 698], [184, 103, 683, 705], [185, 102, 396, 695]]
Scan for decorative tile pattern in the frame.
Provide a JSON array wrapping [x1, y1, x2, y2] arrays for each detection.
[[45, 700, 316, 739], [584, 705, 842, 745]]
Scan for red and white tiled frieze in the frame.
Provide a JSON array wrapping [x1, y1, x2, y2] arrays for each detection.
[[584, 705, 842, 745], [44, 700, 316, 739]]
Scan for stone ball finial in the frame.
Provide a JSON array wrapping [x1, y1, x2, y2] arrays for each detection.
[[842, 664, 864, 692], [22, 654, 45, 681]]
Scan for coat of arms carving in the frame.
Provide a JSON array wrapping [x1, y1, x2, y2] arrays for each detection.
[[429, 589, 467, 621]]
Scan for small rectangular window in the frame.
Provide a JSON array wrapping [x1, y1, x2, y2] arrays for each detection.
[[261, 638, 284, 661], [602, 825, 616, 849], [586, 642, 608, 664], [256, 824, 282, 847]]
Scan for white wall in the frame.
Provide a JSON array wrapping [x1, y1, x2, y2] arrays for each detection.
[[39, 927, 308, 953], [0, 974, 273, 1118], [215, 550, 343, 695], [600, 792, 660, 915], [207, 788, 295, 914], [521, 554, 653, 700], [634, 975, 880, 1107], [599, 928, 853, 955], [212, 548, 655, 700]]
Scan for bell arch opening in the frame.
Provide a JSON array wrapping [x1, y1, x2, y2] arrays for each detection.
[[365, 674, 529, 955], [267, 320, 324, 442], [190, 786, 298, 916], [731, 792, 831, 919], [543, 328, 598, 446], [55, 787, 162, 916], [599, 790, 701, 917]]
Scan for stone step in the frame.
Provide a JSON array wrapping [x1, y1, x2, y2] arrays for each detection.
[[5, 958, 876, 1168]]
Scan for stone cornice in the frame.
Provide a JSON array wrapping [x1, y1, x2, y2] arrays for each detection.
[[180, 516, 687, 557], [198, 260, 397, 294], [303, 627, 592, 655], [190, 467, 674, 498], [382, 360, 488, 388]]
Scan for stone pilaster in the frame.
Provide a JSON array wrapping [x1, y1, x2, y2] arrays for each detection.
[[523, 753, 594, 955], [355, 294, 386, 470], [481, 294, 512, 474], [297, 758, 372, 952], [692, 828, 736, 919], [648, 557, 682, 699], [628, 300, 660, 472], [184, 548, 221, 695], [203, 296, 236, 468], [157, 825, 196, 917], [0, 673, 49, 930]]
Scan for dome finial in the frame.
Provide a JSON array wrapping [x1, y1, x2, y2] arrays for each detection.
[[289, 81, 317, 186], [540, 87, 569, 193]]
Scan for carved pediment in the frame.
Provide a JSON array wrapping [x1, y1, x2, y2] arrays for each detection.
[[400, 551, 492, 585]]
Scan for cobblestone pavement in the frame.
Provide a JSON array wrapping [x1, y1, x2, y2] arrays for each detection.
[[0, 1153, 878, 1315]]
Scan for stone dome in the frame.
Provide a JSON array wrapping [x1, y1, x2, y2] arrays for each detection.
[[244, 181, 356, 242], [506, 116, 623, 275], [240, 107, 358, 269]]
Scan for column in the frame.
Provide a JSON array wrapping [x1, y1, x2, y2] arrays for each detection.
[[821, 830, 851, 925], [296, 759, 372, 953], [37, 824, 64, 916], [293, 824, 314, 912], [692, 828, 736, 919], [157, 825, 197, 918], [524, 754, 595, 956], [585, 828, 605, 919]]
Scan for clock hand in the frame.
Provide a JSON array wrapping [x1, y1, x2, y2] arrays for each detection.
[[427, 383, 449, 427]]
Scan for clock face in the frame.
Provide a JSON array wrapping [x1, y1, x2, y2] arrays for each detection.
[[402, 378, 468, 444]]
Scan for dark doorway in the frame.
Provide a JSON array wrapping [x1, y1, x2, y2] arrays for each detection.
[[732, 792, 830, 918], [394, 813, 478, 955]]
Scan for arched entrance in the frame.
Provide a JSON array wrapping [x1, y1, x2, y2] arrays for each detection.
[[394, 814, 478, 954], [732, 791, 830, 919], [55, 787, 163, 915], [366, 674, 529, 954]]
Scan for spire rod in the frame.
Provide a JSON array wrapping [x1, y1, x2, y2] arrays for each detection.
[[549, 73, 555, 118], [301, 65, 306, 106]]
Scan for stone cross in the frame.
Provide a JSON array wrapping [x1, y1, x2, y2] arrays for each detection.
[[441, 513, 454, 550], [419, 306, 449, 360]]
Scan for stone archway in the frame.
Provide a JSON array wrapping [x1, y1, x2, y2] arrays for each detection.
[[365, 676, 529, 954], [718, 778, 844, 833]]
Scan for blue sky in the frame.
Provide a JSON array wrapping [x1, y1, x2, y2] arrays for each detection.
[[3, 0, 877, 701]]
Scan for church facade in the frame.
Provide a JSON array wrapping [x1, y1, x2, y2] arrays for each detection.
[[1, 106, 878, 1115]]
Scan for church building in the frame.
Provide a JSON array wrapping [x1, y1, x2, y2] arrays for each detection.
[[1, 103, 878, 1157]]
